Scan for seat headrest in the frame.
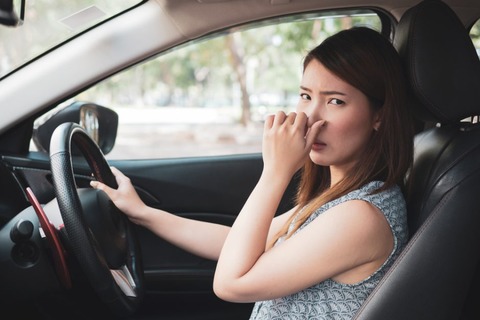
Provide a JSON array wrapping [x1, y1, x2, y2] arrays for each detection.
[[393, 0, 480, 124]]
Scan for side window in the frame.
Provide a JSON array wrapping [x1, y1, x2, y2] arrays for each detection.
[[71, 11, 381, 159]]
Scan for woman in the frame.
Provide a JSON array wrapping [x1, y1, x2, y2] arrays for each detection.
[[91, 27, 414, 319]]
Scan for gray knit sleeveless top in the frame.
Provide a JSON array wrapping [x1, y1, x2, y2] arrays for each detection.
[[249, 181, 408, 320]]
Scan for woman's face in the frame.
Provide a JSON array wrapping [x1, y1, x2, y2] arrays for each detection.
[[296, 59, 380, 179]]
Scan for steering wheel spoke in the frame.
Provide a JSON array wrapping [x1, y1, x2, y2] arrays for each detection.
[[111, 265, 137, 297]]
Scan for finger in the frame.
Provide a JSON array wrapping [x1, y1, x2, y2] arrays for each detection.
[[110, 166, 126, 181], [293, 112, 307, 127], [110, 166, 122, 176], [90, 180, 105, 190], [290, 112, 308, 137], [272, 111, 287, 126], [285, 112, 298, 125], [110, 166, 130, 186], [264, 114, 275, 129], [90, 180, 114, 197], [305, 120, 325, 147]]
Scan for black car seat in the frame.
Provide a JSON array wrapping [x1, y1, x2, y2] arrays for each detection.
[[354, 1, 480, 319]]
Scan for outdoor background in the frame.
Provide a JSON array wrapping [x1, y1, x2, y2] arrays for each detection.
[[75, 12, 382, 159], [14, 4, 480, 160]]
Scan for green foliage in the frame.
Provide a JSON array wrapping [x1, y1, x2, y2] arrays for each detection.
[[78, 11, 384, 120]]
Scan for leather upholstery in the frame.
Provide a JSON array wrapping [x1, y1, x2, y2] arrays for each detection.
[[393, 0, 480, 124], [354, 1, 480, 319]]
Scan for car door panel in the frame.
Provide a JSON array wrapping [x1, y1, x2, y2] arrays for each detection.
[[110, 153, 298, 319], [110, 154, 297, 288], [2, 152, 298, 319]]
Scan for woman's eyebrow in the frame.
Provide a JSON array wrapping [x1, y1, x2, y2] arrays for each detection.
[[319, 90, 346, 96], [299, 85, 312, 92], [300, 85, 346, 96]]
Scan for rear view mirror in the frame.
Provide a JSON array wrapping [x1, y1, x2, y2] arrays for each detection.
[[0, 0, 25, 27], [33, 101, 118, 156]]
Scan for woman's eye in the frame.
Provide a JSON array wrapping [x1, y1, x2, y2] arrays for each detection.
[[329, 98, 344, 105], [300, 93, 311, 100]]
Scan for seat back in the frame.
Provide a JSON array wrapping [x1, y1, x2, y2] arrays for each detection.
[[354, 1, 480, 319]]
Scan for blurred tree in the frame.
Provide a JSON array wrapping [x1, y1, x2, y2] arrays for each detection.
[[226, 32, 250, 125], [78, 13, 380, 126]]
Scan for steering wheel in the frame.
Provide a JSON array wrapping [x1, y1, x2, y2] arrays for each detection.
[[49, 122, 144, 317]]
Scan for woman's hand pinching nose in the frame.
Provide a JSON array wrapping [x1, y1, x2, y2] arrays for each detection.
[[304, 119, 325, 146]]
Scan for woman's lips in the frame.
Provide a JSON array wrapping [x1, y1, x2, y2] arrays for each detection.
[[311, 141, 326, 151]]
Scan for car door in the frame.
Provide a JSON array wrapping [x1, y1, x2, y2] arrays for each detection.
[[110, 154, 298, 319]]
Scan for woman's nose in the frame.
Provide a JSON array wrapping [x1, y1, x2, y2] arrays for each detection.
[[305, 110, 323, 127], [296, 100, 323, 125]]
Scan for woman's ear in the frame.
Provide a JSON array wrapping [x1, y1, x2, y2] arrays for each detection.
[[373, 110, 382, 131]]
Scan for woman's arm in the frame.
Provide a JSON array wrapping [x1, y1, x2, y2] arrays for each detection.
[[213, 111, 325, 301], [214, 197, 394, 303], [213, 112, 393, 303], [90, 167, 229, 260], [90, 167, 297, 261]]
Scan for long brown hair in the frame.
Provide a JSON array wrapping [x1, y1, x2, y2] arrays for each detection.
[[269, 27, 414, 247]]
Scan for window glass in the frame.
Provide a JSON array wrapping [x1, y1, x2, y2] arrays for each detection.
[[71, 11, 381, 159], [0, 0, 141, 79]]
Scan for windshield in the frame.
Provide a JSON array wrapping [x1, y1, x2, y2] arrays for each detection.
[[0, 0, 142, 79]]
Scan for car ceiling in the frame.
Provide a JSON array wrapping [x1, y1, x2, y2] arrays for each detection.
[[0, 0, 479, 136], [159, 0, 480, 33]]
